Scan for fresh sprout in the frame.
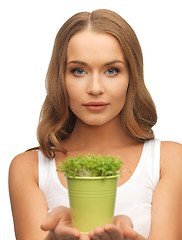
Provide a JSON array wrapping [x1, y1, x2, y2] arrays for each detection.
[[57, 153, 123, 177]]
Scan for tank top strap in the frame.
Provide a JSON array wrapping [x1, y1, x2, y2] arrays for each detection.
[[38, 150, 53, 193], [153, 139, 161, 184], [142, 139, 161, 188], [38, 150, 69, 210]]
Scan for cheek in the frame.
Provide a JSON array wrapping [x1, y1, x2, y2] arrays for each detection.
[[66, 83, 82, 111], [66, 81, 77, 101], [112, 81, 129, 101], [66, 78, 85, 98]]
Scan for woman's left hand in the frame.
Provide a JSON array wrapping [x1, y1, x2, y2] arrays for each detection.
[[89, 215, 140, 240]]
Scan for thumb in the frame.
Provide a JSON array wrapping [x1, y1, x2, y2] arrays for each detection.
[[41, 206, 63, 231], [122, 225, 137, 239], [114, 215, 137, 239], [114, 215, 133, 228]]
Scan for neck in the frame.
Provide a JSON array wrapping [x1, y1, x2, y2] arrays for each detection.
[[63, 116, 135, 153]]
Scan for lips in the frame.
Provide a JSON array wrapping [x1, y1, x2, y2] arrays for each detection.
[[83, 101, 109, 106], [83, 101, 109, 111]]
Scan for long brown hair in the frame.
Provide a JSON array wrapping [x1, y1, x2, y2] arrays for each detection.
[[36, 9, 157, 158]]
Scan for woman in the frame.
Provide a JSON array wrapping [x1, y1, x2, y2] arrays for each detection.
[[9, 9, 182, 240]]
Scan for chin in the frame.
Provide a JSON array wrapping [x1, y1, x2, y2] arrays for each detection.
[[76, 113, 121, 127], [82, 118, 112, 126]]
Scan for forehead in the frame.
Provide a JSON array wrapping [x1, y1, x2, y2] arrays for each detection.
[[67, 30, 125, 63]]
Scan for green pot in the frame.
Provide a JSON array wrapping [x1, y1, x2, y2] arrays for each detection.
[[66, 175, 119, 234]]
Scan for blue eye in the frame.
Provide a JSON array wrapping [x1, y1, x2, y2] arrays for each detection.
[[71, 68, 85, 76], [76, 69, 84, 75], [106, 68, 119, 76], [107, 69, 115, 75]]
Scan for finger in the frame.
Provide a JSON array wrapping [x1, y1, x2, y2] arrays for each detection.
[[97, 231, 111, 240], [104, 224, 125, 240], [113, 215, 137, 239], [89, 226, 113, 240], [53, 225, 81, 239], [80, 234, 90, 240], [41, 206, 68, 231], [91, 236, 100, 240], [89, 226, 104, 240], [114, 215, 133, 228], [122, 226, 137, 239], [106, 229, 124, 240]]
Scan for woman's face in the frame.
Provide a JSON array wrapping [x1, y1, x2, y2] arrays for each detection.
[[65, 30, 129, 126]]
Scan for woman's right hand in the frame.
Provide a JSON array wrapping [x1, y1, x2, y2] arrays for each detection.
[[41, 206, 89, 240]]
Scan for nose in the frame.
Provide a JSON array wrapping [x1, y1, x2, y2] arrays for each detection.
[[86, 74, 104, 95]]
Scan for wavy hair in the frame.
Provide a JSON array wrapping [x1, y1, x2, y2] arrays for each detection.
[[36, 9, 157, 158]]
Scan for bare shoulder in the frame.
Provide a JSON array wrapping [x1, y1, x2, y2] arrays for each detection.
[[9, 151, 39, 183], [161, 141, 182, 159], [160, 141, 182, 177]]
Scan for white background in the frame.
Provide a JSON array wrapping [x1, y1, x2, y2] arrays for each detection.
[[1, 0, 182, 238]]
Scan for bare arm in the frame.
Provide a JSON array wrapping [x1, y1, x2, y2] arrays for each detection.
[[9, 151, 50, 239], [148, 141, 182, 240], [9, 151, 84, 240], [87, 141, 182, 240]]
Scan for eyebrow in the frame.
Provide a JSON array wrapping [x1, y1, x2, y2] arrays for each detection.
[[67, 60, 124, 66]]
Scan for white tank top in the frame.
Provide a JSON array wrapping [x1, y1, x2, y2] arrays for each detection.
[[38, 139, 161, 238]]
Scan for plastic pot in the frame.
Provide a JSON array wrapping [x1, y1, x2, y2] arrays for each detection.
[[66, 175, 119, 234]]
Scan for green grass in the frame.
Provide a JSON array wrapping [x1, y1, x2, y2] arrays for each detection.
[[57, 153, 123, 177]]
